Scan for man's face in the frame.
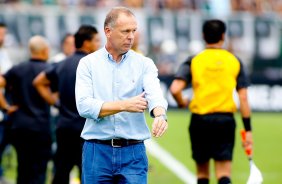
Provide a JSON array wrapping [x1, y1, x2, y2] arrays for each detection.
[[0, 27, 7, 47], [107, 13, 137, 54], [63, 35, 75, 56]]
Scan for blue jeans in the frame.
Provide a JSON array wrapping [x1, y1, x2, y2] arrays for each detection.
[[82, 141, 148, 184]]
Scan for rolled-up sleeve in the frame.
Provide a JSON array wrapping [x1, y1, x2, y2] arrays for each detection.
[[142, 58, 168, 117], [75, 57, 104, 121]]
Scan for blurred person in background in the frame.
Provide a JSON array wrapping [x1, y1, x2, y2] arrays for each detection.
[[75, 7, 168, 184], [131, 30, 143, 54], [0, 23, 12, 74], [0, 22, 13, 184], [0, 35, 52, 184], [50, 33, 75, 63], [122, 0, 144, 8], [163, 0, 187, 10], [49, 33, 75, 158], [170, 19, 253, 184], [33, 25, 101, 184], [230, 0, 263, 14]]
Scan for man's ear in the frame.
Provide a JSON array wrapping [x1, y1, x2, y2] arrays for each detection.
[[83, 39, 90, 49], [104, 27, 111, 38], [221, 33, 225, 41]]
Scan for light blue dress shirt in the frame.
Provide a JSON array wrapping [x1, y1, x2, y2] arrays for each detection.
[[75, 47, 168, 140]]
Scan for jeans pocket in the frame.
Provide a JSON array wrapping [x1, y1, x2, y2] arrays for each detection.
[[132, 143, 148, 170], [82, 141, 96, 173]]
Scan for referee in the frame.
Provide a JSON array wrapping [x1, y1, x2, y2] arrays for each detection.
[[170, 19, 253, 184]]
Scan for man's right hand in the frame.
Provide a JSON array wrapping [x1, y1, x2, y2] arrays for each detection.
[[178, 97, 189, 108], [99, 92, 148, 118], [124, 92, 148, 112]]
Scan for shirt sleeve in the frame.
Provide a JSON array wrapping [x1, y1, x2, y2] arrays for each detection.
[[236, 57, 250, 90], [45, 64, 58, 92], [174, 56, 193, 83], [75, 57, 104, 121], [142, 58, 168, 117], [0, 50, 13, 74], [3, 67, 15, 89]]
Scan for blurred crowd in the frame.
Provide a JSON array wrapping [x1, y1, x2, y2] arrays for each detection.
[[1, 0, 282, 15]]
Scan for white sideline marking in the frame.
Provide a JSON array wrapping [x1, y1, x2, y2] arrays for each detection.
[[145, 139, 196, 184]]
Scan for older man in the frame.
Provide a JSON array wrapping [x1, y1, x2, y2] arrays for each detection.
[[75, 7, 168, 184]]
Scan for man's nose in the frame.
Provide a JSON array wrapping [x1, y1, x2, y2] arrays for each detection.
[[128, 32, 134, 39]]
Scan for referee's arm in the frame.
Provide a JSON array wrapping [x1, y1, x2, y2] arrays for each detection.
[[238, 88, 251, 121], [170, 79, 189, 108]]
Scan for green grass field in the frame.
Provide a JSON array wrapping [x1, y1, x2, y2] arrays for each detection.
[[147, 110, 282, 184], [2, 110, 282, 184]]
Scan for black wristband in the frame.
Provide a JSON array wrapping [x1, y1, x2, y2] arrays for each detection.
[[243, 117, 252, 131]]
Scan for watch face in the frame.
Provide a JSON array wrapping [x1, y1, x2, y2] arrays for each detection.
[[157, 114, 167, 121]]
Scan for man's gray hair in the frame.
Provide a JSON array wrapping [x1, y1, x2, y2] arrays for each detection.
[[104, 7, 135, 29]]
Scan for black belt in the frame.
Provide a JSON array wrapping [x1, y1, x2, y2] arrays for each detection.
[[88, 139, 143, 147]]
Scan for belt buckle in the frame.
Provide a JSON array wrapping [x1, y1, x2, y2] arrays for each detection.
[[111, 139, 121, 148]]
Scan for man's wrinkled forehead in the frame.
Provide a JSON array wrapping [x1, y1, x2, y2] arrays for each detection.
[[115, 13, 137, 26]]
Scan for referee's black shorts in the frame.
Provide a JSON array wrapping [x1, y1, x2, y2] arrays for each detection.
[[189, 113, 236, 164]]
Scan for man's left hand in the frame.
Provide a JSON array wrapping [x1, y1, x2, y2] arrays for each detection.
[[152, 116, 168, 138]]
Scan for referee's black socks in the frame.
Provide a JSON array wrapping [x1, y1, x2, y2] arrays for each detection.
[[197, 176, 231, 184], [218, 176, 231, 184], [198, 178, 209, 184]]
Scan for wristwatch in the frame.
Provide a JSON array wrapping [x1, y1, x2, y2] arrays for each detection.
[[155, 114, 167, 122]]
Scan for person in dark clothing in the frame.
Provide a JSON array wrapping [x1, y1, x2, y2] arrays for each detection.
[[0, 35, 52, 184], [33, 25, 101, 184]]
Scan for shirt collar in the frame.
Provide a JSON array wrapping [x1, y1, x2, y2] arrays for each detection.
[[30, 58, 46, 63], [103, 46, 129, 63], [75, 50, 88, 55]]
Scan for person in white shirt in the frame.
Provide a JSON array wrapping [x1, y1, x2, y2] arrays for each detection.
[[0, 22, 13, 183], [0, 22, 13, 74], [51, 33, 75, 63]]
